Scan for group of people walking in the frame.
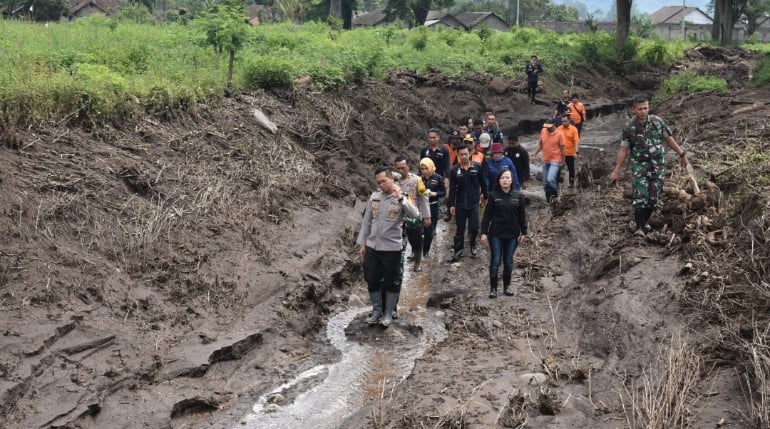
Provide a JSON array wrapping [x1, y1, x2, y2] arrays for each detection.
[[357, 92, 686, 327]]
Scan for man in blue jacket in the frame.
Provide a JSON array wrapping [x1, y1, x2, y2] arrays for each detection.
[[484, 143, 520, 191], [448, 146, 488, 262]]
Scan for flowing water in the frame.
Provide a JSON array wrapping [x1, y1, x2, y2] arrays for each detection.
[[237, 225, 450, 429]]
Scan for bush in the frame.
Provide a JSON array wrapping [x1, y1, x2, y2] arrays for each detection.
[[753, 55, 770, 87], [411, 27, 429, 51], [656, 70, 728, 101], [310, 65, 346, 91], [642, 40, 668, 66], [576, 32, 617, 65], [242, 57, 294, 90], [115, 3, 155, 25]]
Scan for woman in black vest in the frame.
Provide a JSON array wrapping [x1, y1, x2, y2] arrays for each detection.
[[480, 170, 528, 298]]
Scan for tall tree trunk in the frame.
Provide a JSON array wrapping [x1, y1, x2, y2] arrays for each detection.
[[341, 0, 353, 29], [329, 0, 341, 19], [412, 0, 431, 26], [227, 49, 235, 89], [711, 0, 722, 41], [615, 0, 632, 50], [712, 0, 735, 46]]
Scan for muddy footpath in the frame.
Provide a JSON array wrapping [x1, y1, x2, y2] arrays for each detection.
[[1, 46, 769, 428]]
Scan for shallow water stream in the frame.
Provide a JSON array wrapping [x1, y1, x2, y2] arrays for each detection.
[[237, 225, 450, 428]]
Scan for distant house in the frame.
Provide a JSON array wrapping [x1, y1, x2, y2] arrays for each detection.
[[454, 12, 509, 32], [352, 9, 388, 28], [424, 11, 465, 29], [650, 6, 713, 41], [755, 16, 770, 42], [67, 0, 119, 19]]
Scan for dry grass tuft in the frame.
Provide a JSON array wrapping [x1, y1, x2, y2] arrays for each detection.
[[619, 332, 702, 429]]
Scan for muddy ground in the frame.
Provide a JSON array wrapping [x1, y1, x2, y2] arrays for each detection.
[[1, 47, 768, 428]]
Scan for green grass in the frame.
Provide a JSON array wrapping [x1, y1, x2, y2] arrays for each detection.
[[654, 70, 729, 102], [753, 55, 770, 87], [0, 16, 693, 126], [742, 43, 770, 53]]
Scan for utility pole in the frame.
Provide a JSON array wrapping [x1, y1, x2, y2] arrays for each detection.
[[681, 0, 686, 39], [516, 0, 520, 26]]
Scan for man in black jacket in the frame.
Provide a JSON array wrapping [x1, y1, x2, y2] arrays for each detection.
[[448, 146, 488, 262], [504, 134, 530, 190], [525, 56, 543, 104]]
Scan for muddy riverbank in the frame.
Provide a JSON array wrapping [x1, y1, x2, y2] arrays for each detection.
[[1, 47, 768, 428]]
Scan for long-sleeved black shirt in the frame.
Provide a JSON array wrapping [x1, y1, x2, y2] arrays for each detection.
[[481, 189, 527, 239], [504, 145, 531, 184], [420, 145, 451, 179], [448, 161, 488, 210]]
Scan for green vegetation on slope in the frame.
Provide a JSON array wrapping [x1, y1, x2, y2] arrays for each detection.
[[0, 16, 692, 126], [655, 70, 729, 102], [753, 55, 770, 87]]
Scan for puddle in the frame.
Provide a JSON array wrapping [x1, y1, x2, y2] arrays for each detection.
[[237, 223, 449, 429]]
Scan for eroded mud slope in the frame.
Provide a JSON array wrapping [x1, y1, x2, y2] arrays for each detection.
[[0, 66, 639, 428]]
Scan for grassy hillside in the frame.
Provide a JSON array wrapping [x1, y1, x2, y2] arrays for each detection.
[[0, 16, 692, 126]]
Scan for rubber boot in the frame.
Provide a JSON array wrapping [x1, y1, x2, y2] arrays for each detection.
[[413, 252, 422, 272], [391, 292, 400, 320], [380, 292, 398, 327], [469, 233, 478, 257], [366, 292, 382, 325], [503, 272, 515, 296], [633, 208, 646, 236], [489, 276, 498, 299], [642, 207, 653, 232]]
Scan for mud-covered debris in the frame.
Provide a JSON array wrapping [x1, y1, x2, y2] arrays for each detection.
[[537, 387, 561, 415], [252, 108, 277, 134], [679, 262, 694, 275], [170, 395, 221, 418], [518, 372, 548, 386], [265, 403, 281, 413], [118, 166, 157, 197], [207, 333, 263, 364], [266, 393, 285, 405]]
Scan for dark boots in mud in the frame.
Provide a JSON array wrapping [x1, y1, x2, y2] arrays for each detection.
[[503, 272, 515, 296], [489, 276, 498, 298], [380, 292, 399, 327], [366, 292, 383, 324]]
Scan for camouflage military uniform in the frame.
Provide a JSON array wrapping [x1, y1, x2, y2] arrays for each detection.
[[620, 114, 672, 209]]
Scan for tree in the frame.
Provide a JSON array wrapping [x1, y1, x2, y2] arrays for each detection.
[[711, 0, 748, 45], [744, 0, 770, 35], [31, 0, 69, 20], [615, 0, 632, 50], [385, 0, 454, 27], [631, 13, 654, 38], [195, 0, 249, 88]]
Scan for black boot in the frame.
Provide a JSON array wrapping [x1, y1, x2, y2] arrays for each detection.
[[633, 208, 646, 236], [380, 292, 398, 327], [366, 292, 383, 324], [641, 207, 653, 232], [503, 272, 515, 296], [470, 234, 478, 257], [391, 292, 400, 319], [489, 276, 498, 299], [448, 248, 463, 263]]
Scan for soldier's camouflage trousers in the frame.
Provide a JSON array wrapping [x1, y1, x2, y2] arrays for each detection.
[[631, 162, 664, 209]]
